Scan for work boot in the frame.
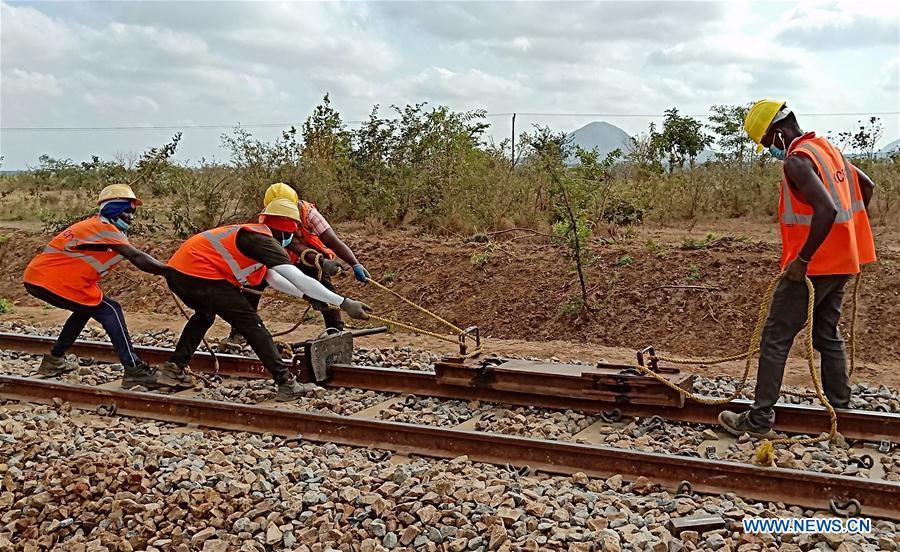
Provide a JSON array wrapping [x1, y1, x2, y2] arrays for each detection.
[[220, 332, 246, 349], [36, 354, 78, 377], [121, 363, 182, 390], [157, 361, 196, 388], [718, 410, 775, 439], [275, 379, 320, 402]]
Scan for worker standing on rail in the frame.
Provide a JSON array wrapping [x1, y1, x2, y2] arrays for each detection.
[[162, 198, 372, 400], [718, 100, 876, 438], [222, 182, 370, 345], [22, 184, 183, 390]]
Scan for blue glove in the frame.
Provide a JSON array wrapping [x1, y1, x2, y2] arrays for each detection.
[[353, 264, 371, 283]]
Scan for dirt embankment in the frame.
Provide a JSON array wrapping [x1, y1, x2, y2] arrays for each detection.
[[1, 224, 898, 364]]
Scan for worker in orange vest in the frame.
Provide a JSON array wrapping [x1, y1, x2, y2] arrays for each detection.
[[222, 182, 369, 345], [22, 184, 183, 389], [719, 100, 876, 438], [164, 198, 371, 400]]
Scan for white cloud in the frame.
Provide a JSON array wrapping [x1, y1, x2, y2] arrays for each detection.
[[1, 0, 897, 169], [879, 57, 900, 92], [777, 2, 900, 50], [2, 68, 64, 98]]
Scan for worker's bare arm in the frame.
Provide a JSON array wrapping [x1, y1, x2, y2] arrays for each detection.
[[108, 243, 170, 276], [319, 228, 359, 267], [785, 155, 837, 262], [852, 165, 875, 209]]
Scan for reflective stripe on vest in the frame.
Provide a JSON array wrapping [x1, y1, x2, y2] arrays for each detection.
[[780, 146, 866, 226], [41, 244, 123, 276], [199, 226, 264, 286]]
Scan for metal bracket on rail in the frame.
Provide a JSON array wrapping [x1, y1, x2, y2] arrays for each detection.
[[504, 463, 531, 477], [305, 329, 354, 382], [674, 480, 694, 498], [848, 454, 875, 470], [636, 346, 680, 374], [458, 326, 481, 357], [96, 403, 117, 417], [829, 498, 862, 518]]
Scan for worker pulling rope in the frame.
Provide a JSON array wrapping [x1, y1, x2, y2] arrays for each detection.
[[632, 272, 861, 466]]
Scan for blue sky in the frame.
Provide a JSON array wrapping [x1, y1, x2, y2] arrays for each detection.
[[1, 1, 898, 169]]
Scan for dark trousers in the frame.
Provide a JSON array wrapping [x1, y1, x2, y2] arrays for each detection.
[[228, 264, 343, 338], [165, 272, 292, 384], [750, 275, 852, 428], [24, 283, 141, 368]]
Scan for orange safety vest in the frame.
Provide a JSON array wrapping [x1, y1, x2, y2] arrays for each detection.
[[296, 200, 336, 260], [779, 133, 876, 276], [168, 224, 273, 287], [24, 216, 129, 306]]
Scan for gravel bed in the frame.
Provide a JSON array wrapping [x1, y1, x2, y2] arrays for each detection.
[[884, 449, 900, 482], [475, 406, 598, 442], [353, 347, 439, 372], [2, 401, 899, 551], [693, 375, 900, 413], [1, 349, 123, 386], [376, 397, 482, 427], [197, 381, 392, 416]]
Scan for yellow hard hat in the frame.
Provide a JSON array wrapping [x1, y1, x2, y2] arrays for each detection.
[[97, 184, 142, 205], [744, 99, 788, 153], [260, 197, 301, 221], [263, 182, 298, 207]]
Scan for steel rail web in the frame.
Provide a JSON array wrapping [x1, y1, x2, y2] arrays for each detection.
[[1, 332, 899, 442], [0, 375, 898, 520]]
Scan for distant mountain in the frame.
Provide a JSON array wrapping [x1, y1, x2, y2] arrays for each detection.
[[878, 138, 900, 157], [568, 121, 632, 158]]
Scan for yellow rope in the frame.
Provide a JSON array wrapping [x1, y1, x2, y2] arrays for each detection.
[[360, 278, 482, 357], [632, 272, 862, 466], [634, 274, 781, 406], [366, 279, 464, 334]]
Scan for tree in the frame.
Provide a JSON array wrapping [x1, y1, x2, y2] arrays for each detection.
[[651, 108, 713, 172], [707, 104, 754, 166], [301, 93, 351, 163], [526, 126, 592, 318], [834, 117, 884, 159], [625, 126, 664, 176]]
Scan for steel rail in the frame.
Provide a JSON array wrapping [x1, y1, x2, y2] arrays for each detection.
[[0, 374, 898, 520], [2, 332, 898, 442]]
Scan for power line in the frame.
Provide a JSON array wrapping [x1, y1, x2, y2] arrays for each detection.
[[2, 111, 898, 132]]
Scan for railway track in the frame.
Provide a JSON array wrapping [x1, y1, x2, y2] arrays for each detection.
[[2, 331, 899, 520], [2, 332, 898, 442]]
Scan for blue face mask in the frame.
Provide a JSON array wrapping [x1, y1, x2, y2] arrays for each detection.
[[769, 132, 787, 161], [113, 218, 131, 232], [281, 234, 293, 247]]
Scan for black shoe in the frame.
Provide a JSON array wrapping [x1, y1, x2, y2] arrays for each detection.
[[36, 354, 78, 377], [718, 410, 775, 439]]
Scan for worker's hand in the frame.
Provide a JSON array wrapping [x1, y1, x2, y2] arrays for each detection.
[[784, 257, 809, 282], [322, 258, 343, 277], [340, 298, 372, 320], [353, 263, 371, 283]]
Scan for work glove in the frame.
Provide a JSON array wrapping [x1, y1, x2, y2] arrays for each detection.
[[322, 258, 343, 278], [353, 263, 371, 283], [340, 298, 372, 320]]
